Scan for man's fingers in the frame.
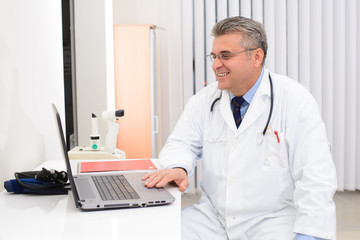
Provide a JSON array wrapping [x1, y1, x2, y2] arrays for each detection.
[[179, 183, 186, 192], [154, 172, 179, 188], [144, 175, 159, 187], [147, 174, 165, 187], [176, 178, 189, 192], [143, 170, 167, 187], [155, 178, 168, 188], [141, 172, 151, 181]]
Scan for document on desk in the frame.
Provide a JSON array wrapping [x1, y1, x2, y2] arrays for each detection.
[[79, 160, 157, 173]]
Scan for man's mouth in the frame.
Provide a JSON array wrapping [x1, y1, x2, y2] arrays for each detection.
[[217, 72, 229, 77]]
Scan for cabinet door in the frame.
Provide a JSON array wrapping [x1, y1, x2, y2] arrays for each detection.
[[113, 25, 154, 158]]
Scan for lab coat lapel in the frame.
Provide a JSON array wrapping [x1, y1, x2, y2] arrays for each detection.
[[219, 90, 238, 133], [238, 69, 271, 135]]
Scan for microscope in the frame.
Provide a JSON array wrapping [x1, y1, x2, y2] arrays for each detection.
[[87, 109, 124, 153], [101, 109, 124, 152], [68, 109, 126, 160]]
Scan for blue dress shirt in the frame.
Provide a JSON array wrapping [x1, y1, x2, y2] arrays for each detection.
[[229, 68, 264, 116], [295, 233, 322, 240]]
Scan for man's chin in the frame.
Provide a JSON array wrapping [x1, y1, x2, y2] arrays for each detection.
[[217, 81, 227, 90]]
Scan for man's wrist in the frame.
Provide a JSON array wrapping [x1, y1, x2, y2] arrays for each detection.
[[173, 167, 188, 175], [295, 233, 322, 240]]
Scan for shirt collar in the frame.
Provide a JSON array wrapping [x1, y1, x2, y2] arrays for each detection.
[[229, 67, 264, 104]]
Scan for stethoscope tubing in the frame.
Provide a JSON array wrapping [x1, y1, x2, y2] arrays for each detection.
[[210, 73, 274, 136], [262, 73, 274, 135]]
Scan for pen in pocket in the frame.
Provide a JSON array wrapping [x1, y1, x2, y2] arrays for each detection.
[[274, 131, 280, 143]]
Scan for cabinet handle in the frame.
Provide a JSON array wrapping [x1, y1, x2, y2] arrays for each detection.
[[153, 116, 158, 134]]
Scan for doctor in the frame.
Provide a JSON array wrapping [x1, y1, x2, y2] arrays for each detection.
[[143, 16, 337, 240]]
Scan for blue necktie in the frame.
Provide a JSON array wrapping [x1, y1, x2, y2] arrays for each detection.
[[232, 96, 245, 128]]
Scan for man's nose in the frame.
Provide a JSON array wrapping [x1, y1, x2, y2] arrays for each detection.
[[212, 57, 223, 70]]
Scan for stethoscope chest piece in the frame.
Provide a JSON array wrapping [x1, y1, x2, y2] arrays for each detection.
[[257, 133, 264, 145]]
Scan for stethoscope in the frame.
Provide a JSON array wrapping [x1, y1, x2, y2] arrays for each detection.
[[209, 73, 274, 138]]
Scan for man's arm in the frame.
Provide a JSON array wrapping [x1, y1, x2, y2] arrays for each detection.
[[285, 84, 337, 239], [142, 90, 207, 192]]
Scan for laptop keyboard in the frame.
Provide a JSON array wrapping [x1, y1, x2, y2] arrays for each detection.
[[92, 175, 140, 201]]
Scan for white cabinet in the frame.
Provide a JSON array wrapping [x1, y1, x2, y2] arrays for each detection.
[[113, 25, 157, 158]]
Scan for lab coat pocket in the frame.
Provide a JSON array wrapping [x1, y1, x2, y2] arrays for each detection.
[[203, 117, 226, 143], [262, 131, 288, 170]]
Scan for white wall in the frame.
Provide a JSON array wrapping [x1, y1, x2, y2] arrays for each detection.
[[74, 0, 115, 147], [0, 0, 65, 190]]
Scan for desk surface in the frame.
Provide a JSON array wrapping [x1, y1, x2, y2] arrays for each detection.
[[0, 160, 181, 240]]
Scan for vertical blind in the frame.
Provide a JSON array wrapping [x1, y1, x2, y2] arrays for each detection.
[[181, 0, 360, 191]]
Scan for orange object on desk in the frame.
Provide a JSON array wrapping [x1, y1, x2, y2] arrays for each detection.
[[80, 160, 157, 173]]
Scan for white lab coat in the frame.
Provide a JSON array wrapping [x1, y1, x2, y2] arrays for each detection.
[[159, 69, 337, 239]]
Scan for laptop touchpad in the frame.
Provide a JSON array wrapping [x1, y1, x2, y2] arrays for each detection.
[[75, 178, 96, 199]]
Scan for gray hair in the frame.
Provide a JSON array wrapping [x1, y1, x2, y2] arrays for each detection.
[[211, 16, 267, 64]]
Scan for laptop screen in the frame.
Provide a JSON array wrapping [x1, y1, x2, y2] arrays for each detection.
[[52, 104, 80, 208]]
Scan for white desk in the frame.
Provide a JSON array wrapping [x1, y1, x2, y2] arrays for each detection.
[[0, 160, 181, 240]]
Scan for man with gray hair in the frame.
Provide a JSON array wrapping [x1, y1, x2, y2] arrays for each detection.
[[143, 16, 337, 240]]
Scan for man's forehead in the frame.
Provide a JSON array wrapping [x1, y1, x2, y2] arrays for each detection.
[[212, 33, 244, 52]]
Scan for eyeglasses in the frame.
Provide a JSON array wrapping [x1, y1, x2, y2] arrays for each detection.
[[207, 48, 258, 62]]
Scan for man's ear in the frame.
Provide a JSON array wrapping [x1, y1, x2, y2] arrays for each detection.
[[253, 48, 264, 67]]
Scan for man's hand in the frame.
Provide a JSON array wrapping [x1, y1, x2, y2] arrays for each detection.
[[142, 168, 189, 192]]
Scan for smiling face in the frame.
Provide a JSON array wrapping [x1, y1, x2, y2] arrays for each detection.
[[211, 32, 264, 96]]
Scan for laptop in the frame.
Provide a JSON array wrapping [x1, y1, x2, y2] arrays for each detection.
[[52, 104, 175, 210]]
